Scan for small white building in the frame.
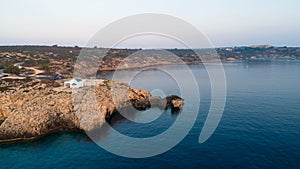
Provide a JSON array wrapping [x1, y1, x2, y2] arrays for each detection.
[[14, 62, 24, 69], [64, 78, 86, 88]]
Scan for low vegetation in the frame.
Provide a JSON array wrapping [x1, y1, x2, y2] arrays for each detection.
[[38, 64, 50, 72], [3, 65, 20, 75]]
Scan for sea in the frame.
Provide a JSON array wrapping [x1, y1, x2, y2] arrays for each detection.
[[1, 60, 300, 169]]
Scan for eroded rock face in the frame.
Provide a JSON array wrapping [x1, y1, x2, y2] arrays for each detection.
[[0, 88, 77, 140], [171, 99, 184, 108], [0, 79, 184, 142], [166, 95, 184, 109]]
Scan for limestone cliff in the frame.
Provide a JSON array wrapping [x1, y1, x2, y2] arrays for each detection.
[[0, 79, 183, 143]]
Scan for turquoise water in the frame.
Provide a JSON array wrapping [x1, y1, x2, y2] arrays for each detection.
[[1, 61, 300, 168]]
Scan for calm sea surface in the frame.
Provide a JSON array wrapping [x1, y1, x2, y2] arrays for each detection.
[[1, 60, 300, 168]]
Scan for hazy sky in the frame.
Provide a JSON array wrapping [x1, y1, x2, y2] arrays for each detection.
[[1, 0, 300, 47]]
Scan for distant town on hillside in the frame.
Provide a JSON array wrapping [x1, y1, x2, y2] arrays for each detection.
[[0, 44, 299, 80]]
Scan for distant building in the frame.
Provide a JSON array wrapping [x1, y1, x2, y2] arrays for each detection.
[[14, 62, 24, 69], [64, 78, 86, 88], [225, 48, 233, 51], [250, 44, 270, 49]]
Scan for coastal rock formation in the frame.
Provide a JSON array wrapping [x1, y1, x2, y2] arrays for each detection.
[[166, 95, 184, 109], [0, 87, 76, 141], [0, 79, 183, 143]]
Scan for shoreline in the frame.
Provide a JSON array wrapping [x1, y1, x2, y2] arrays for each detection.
[[0, 80, 183, 144], [97, 60, 224, 71], [97, 58, 300, 71], [0, 126, 79, 144]]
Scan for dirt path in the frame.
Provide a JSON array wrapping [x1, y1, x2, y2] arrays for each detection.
[[25, 67, 45, 76]]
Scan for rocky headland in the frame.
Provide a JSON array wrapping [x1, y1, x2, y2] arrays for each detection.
[[0, 79, 183, 143]]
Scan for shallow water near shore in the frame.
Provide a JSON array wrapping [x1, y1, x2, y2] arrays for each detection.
[[1, 61, 300, 168]]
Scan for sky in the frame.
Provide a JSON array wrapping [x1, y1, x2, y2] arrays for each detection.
[[0, 0, 300, 48]]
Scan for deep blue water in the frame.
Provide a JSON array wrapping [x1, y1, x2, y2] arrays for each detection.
[[1, 61, 300, 168]]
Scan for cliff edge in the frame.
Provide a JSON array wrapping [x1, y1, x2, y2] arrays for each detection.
[[0, 79, 183, 143]]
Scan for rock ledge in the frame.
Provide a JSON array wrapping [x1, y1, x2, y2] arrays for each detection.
[[0, 80, 183, 143]]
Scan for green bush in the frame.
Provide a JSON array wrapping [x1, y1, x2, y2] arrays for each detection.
[[38, 64, 50, 72], [4, 65, 20, 75]]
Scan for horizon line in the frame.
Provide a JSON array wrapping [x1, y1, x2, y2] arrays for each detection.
[[0, 44, 298, 50]]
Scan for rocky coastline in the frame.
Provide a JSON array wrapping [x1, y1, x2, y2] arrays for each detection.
[[0, 79, 183, 143]]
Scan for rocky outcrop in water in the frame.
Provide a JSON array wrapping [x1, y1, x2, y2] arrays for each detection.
[[0, 79, 183, 143]]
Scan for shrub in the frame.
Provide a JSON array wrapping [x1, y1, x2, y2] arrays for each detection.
[[38, 64, 50, 72], [4, 65, 20, 75]]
